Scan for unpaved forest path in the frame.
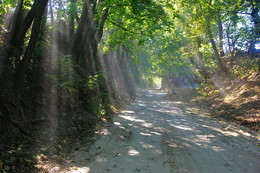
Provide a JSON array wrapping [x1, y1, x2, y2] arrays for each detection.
[[62, 89, 260, 173]]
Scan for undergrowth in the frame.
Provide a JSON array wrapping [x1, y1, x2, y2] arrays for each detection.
[[232, 58, 259, 78]]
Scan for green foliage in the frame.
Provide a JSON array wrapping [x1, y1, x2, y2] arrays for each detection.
[[232, 59, 259, 78], [0, 0, 33, 24], [56, 55, 79, 93], [86, 74, 99, 90], [56, 56, 106, 94], [23, 0, 33, 9], [103, 0, 173, 48], [52, 55, 109, 118], [0, 0, 14, 13], [125, 22, 195, 85], [83, 72, 109, 117], [0, 0, 15, 24], [196, 81, 219, 97]]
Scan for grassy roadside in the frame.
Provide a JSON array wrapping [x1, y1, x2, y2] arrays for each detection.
[[164, 71, 260, 135]]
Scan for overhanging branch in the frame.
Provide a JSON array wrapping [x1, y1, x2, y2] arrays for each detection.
[[109, 20, 147, 36]]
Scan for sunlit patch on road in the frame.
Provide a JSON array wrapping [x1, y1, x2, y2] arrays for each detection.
[[128, 148, 140, 156]]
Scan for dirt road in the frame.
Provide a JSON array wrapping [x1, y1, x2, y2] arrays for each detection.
[[62, 90, 260, 173]]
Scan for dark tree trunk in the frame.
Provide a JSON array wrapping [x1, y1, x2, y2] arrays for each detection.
[[72, 0, 109, 69], [70, 0, 110, 103], [14, 0, 49, 91], [96, 7, 109, 43], [248, 3, 259, 55], [10, 0, 40, 49], [2, 0, 24, 79], [71, 2, 89, 64], [9, 0, 24, 38]]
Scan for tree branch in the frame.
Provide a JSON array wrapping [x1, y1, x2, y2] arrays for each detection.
[[109, 20, 146, 35], [96, 7, 110, 42]]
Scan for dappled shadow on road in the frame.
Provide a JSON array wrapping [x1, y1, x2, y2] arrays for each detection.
[[63, 89, 260, 173]]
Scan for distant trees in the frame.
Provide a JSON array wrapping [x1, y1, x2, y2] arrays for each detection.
[[125, 0, 259, 89], [173, 0, 259, 77]]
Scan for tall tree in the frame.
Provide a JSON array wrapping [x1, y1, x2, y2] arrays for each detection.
[[247, 0, 259, 54], [14, 0, 49, 90], [217, 14, 225, 57]]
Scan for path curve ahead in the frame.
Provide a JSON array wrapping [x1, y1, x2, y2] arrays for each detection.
[[63, 89, 260, 173]]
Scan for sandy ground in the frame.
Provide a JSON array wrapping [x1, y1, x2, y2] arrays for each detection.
[[61, 89, 260, 173]]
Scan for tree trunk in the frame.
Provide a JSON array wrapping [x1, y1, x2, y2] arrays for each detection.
[[205, 18, 230, 76], [49, 0, 54, 25], [14, 0, 49, 91], [2, 0, 24, 79], [248, 3, 259, 55], [71, 1, 89, 64], [90, 9, 109, 73], [96, 7, 110, 43], [72, 1, 109, 69], [226, 23, 238, 65], [11, 0, 39, 49], [9, 0, 24, 38], [68, 0, 76, 41], [196, 37, 210, 80], [217, 14, 224, 57], [160, 76, 170, 90]]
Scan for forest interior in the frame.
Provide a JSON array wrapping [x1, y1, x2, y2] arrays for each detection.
[[0, 0, 259, 172]]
